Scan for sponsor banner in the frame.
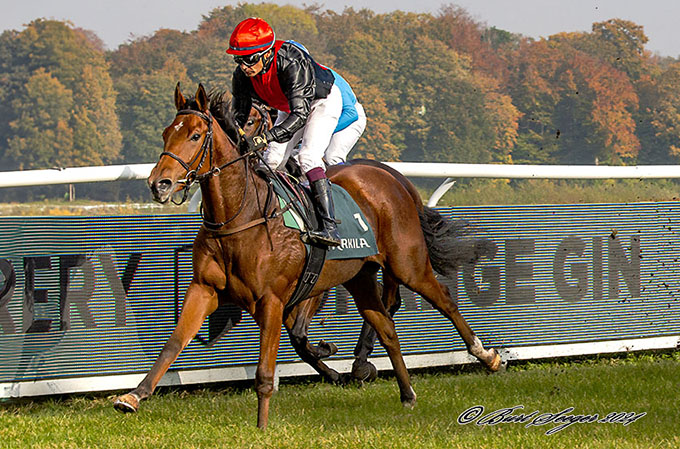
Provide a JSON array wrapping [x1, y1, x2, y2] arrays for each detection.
[[0, 203, 679, 392]]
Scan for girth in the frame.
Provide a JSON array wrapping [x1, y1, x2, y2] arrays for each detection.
[[269, 172, 328, 312]]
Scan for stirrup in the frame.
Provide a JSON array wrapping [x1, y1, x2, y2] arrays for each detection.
[[305, 230, 341, 247]]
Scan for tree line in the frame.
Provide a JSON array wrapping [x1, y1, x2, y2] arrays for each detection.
[[1, 3, 679, 200]]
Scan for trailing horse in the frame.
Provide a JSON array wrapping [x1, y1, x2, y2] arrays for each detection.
[[113, 83, 502, 429]]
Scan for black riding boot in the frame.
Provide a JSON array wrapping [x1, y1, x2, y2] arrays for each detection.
[[308, 178, 342, 247]]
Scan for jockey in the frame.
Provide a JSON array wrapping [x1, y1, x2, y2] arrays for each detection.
[[227, 17, 366, 247]]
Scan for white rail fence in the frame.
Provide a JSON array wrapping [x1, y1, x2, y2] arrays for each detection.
[[2, 162, 679, 206]]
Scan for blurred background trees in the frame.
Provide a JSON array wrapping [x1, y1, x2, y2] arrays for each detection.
[[0, 3, 678, 200]]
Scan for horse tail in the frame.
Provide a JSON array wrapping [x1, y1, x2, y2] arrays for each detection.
[[348, 158, 491, 277], [418, 207, 493, 277]]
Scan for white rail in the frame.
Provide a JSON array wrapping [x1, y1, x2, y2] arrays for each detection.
[[383, 162, 680, 179], [0, 164, 156, 188], [1, 162, 679, 206]]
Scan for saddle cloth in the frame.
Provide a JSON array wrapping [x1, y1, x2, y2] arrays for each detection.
[[271, 172, 378, 260]]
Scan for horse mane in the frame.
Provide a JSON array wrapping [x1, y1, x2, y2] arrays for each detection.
[[177, 86, 242, 150], [207, 89, 242, 147]]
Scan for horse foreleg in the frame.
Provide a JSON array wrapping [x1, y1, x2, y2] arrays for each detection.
[[344, 271, 416, 408], [254, 295, 284, 430], [284, 296, 342, 383], [113, 282, 218, 413]]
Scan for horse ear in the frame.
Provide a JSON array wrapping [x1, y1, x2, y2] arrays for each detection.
[[196, 83, 209, 113], [174, 82, 186, 111]]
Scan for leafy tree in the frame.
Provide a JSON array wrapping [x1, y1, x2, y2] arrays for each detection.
[[480, 77, 520, 163], [109, 29, 191, 78], [585, 19, 649, 82], [115, 58, 191, 164], [313, 7, 377, 65], [5, 69, 74, 169], [341, 72, 400, 161], [508, 36, 639, 165], [0, 19, 121, 170], [428, 5, 513, 86], [636, 62, 680, 163], [401, 35, 499, 163]]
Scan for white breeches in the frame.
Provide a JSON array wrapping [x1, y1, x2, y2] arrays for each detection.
[[262, 84, 366, 173]]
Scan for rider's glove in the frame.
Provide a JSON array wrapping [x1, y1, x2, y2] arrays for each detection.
[[246, 133, 268, 152]]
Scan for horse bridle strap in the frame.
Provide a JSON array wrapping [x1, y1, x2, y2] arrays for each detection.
[[162, 109, 262, 184], [164, 110, 213, 177], [162, 107, 275, 232]]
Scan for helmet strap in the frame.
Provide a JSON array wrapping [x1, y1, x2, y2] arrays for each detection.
[[259, 48, 275, 74]]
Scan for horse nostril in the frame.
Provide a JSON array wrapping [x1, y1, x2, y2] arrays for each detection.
[[155, 179, 173, 193]]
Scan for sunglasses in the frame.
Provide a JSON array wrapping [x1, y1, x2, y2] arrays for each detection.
[[234, 51, 265, 67]]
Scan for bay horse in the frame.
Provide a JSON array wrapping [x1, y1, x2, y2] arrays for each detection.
[[113, 83, 502, 429]]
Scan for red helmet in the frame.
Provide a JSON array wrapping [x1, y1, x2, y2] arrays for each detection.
[[226, 18, 275, 56]]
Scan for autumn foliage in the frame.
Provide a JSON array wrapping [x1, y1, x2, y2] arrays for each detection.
[[1, 3, 678, 196]]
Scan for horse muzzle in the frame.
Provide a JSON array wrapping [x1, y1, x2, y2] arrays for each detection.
[[149, 177, 175, 204]]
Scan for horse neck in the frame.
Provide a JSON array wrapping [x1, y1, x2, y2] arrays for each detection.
[[198, 127, 268, 227]]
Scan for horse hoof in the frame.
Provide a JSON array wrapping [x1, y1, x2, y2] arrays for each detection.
[[337, 373, 354, 385], [323, 368, 343, 385], [402, 389, 417, 409], [351, 360, 378, 383], [487, 348, 504, 372], [113, 393, 140, 413], [317, 340, 338, 358]]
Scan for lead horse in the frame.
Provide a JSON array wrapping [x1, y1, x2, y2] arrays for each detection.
[[113, 84, 502, 429]]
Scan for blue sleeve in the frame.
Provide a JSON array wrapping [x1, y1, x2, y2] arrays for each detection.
[[328, 69, 359, 133]]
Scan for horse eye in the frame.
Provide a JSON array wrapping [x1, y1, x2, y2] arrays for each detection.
[[247, 119, 255, 126], [190, 133, 201, 141]]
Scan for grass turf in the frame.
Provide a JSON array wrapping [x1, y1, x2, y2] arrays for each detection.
[[1, 351, 678, 448]]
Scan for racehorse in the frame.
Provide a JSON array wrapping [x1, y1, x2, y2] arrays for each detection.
[[113, 83, 502, 429]]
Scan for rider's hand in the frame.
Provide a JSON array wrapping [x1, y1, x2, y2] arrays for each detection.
[[245, 133, 268, 152]]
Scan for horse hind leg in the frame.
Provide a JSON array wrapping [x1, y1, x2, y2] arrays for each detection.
[[284, 295, 343, 384], [351, 275, 402, 382], [394, 263, 502, 372], [343, 268, 416, 408]]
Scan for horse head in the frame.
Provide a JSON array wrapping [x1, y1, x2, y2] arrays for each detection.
[[148, 83, 217, 204], [244, 101, 273, 136]]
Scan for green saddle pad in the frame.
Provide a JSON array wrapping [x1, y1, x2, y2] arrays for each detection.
[[272, 177, 378, 260]]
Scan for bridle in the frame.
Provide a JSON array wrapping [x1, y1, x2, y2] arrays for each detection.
[[158, 109, 264, 229], [249, 101, 271, 133]]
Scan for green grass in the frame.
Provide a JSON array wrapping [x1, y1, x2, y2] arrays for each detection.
[[1, 352, 678, 448]]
